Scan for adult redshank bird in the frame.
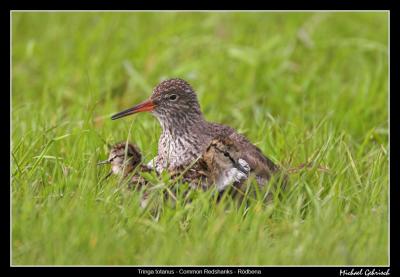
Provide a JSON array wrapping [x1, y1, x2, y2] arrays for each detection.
[[111, 78, 279, 185]]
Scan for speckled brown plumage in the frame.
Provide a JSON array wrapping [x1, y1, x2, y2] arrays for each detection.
[[98, 142, 152, 183]]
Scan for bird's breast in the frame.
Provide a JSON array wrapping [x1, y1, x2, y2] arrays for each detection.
[[157, 133, 210, 170]]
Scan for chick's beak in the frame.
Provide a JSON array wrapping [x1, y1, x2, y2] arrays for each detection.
[[97, 159, 110, 165], [111, 99, 155, 120]]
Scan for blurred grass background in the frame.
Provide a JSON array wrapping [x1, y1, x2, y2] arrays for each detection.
[[12, 12, 388, 265]]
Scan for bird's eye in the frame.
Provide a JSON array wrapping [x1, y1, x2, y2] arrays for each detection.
[[169, 94, 178, 101], [224, 152, 229, 157], [109, 155, 117, 162]]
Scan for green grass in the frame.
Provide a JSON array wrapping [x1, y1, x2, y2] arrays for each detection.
[[11, 12, 388, 265]]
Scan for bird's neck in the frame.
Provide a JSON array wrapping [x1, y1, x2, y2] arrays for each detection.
[[154, 112, 212, 171], [157, 112, 207, 139]]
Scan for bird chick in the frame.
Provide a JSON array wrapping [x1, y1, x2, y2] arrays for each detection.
[[202, 136, 251, 192], [98, 142, 142, 178], [98, 142, 153, 208], [168, 136, 252, 192]]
